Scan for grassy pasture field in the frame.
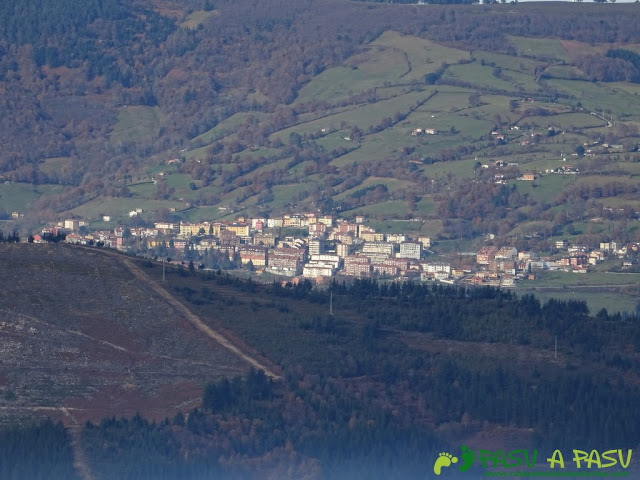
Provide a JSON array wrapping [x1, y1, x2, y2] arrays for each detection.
[[165, 173, 193, 190], [518, 287, 639, 316], [441, 62, 518, 92], [274, 88, 437, 142], [0, 183, 64, 214], [364, 219, 435, 234], [415, 196, 436, 215], [332, 176, 412, 202], [184, 144, 210, 161], [404, 108, 494, 138], [416, 89, 474, 112], [543, 65, 588, 81], [349, 45, 411, 78], [38, 157, 71, 176], [181, 205, 231, 222], [313, 133, 354, 152], [370, 31, 470, 83], [562, 220, 609, 236], [506, 219, 553, 236], [515, 153, 586, 172], [193, 112, 263, 145], [527, 271, 640, 288], [233, 146, 281, 161], [422, 157, 479, 180], [296, 31, 471, 104], [546, 79, 640, 119], [220, 185, 255, 207], [110, 106, 165, 144], [519, 112, 606, 129], [519, 269, 640, 315], [295, 105, 359, 124], [609, 82, 640, 96], [463, 95, 520, 119], [600, 161, 640, 176], [266, 183, 315, 211], [569, 174, 638, 189], [594, 197, 640, 211], [499, 69, 544, 94], [559, 39, 601, 58], [146, 163, 179, 175], [507, 36, 570, 62], [509, 175, 575, 203], [296, 63, 401, 104], [127, 181, 156, 198], [245, 157, 293, 177], [342, 200, 409, 218], [68, 196, 186, 222], [329, 128, 472, 169], [471, 51, 543, 75], [130, 175, 200, 204]]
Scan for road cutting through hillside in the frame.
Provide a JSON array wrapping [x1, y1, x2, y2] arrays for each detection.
[[122, 259, 281, 380]]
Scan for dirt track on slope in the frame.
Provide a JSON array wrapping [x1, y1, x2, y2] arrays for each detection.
[[122, 258, 281, 379]]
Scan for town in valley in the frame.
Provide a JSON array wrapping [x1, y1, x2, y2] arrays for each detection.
[[29, 210, 639, 290]]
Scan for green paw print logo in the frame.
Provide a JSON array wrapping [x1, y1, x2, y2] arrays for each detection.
[[433, 445, 476, 475], [433, 452, 458, 475], [459, 445, 475, 472]]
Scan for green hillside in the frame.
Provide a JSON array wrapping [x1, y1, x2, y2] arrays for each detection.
[[0, 1, 639, 248]]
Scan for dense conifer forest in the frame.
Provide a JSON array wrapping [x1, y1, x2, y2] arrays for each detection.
[[0, 420, 78, 480], [65, 268, 640, 478]]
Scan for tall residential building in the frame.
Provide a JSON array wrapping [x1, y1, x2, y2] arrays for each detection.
[[308, 237, 325, 256], [344, 255, 371, 277], [336, 243, 351, 258]]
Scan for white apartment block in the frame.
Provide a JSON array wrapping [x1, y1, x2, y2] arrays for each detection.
[[397, 242, 421, 259]]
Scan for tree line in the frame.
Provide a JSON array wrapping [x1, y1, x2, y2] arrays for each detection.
[[0, 229, 20, 243]]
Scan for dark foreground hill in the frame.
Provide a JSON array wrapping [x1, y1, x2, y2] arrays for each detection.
[[0, 243, 264, 426], [1, 244, 639, 479]]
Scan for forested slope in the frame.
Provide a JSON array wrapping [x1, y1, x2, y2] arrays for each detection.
[[1, 0, 640, 227]]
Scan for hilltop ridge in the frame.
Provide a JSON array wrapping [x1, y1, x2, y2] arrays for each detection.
[[0, 243, 265, 425]]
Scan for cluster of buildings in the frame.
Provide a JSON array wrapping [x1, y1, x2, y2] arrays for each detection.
[[471, 240, 638, 287], [481, 157, 579, 186], [33, 212, 638, 286], [411, 128, 438, 136], [37, 213, 454, 282]]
